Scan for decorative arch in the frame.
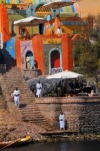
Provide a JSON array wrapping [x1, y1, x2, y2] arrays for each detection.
[[20, 40, 34, 70], [49, 48, 62, 74]]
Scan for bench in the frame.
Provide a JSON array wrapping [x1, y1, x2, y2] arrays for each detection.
[[78, 93, 88, 96]]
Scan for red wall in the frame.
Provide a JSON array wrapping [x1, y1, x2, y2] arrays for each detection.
[[0, 4, 10, 42], [32, 34, 45, 75], [15, 36, 21, 68], [62, 34, 73, 71]]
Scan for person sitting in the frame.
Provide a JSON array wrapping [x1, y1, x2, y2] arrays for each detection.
[[56, 27, 62, 36], [88, 89, 94, 97], [21, 28, 26, 36]]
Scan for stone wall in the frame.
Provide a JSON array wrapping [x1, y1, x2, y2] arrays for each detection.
[[21, 69, 42, 79], [35, 96, 100, 134]]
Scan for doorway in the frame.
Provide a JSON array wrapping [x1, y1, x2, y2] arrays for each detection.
[[51, 50, 60, 68], [39, 24, 44, 35], [26, 51, 34, 70]]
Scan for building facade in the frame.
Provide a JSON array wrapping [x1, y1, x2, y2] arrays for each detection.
[[0, 1, 86, 75]]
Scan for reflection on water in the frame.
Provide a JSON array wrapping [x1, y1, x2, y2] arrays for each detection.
[[1, 140, 100, 151]]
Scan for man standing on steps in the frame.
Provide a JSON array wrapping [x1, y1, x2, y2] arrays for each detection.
[[36, 81, 42, 98], [59, 112, 65, 130], [12, 87, 20, 107]]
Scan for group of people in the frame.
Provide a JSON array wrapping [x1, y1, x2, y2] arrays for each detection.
[[11, 81, 42, 108], [11, 81, 42, 109], [11, 87, 66, 131]]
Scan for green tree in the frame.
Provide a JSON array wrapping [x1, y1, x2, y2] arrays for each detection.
[[73, 14, 100, 81]]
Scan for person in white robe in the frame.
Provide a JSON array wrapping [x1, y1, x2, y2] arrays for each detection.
[[59, 112, 65, 130], [36, 81, 42, 98], [56, 27, 62, 36], [26, 55, 30, 69], [13, 87, 20, 107]]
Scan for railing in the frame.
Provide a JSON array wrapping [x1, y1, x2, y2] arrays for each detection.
[[0, 64, 6, 73]]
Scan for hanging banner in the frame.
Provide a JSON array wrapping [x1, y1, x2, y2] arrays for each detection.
[[6, 0, 10, 3]]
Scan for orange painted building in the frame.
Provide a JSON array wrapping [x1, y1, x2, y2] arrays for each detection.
[[15, 33, 73, 75], [15, 35, 45, 74], [0, 4, 10, 43], [0, 3, 83, 75], [7, 5, 74, 75]]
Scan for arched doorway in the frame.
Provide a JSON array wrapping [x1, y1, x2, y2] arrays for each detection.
[[26, 51, 34, 70], [50, 50, 62, 74], [51, 51, 60, 68]]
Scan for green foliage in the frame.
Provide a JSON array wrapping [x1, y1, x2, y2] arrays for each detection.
[[73, 14, 100, 80], [79, 52, 98, 77]]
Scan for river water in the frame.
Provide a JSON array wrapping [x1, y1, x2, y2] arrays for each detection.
[[1, 140, 100, 151]]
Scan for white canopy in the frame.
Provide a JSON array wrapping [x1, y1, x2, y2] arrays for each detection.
[[42, 0, 74, 9], [14, 16, 46, 27], [46, 70, 83, 79]]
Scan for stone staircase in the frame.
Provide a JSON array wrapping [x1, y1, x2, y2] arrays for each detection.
[[0, 67, 34, 103], [20, 101, 55, 131], [0, 67, 55, 131]]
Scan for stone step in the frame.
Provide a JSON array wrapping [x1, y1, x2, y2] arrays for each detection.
[[22, 113, 45, 117], [21, 109, 42, 113], [22, 117, 52, 126], [22, 121, 53, 131], [0, 67, 55, 131], [22, 114, 47, 120], [20, 108, 39, 111], [22, 113, 46, 117]]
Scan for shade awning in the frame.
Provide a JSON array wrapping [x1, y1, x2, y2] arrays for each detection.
[[42, 0, 74, 9], [46, 70, 83, 79], [14, 16, 46, 27]]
